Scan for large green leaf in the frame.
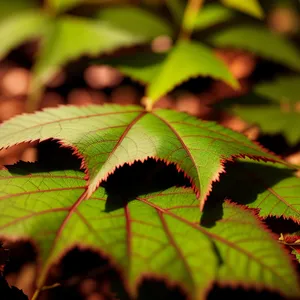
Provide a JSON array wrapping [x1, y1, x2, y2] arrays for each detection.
[[0, 165, 299, 298], [209, 25, 300, 71], [0, 10, 50, 60], [210, 160, 300, 223], [0, 104, 284, 209], [220, 75, 300, 145], [102, 41, 238, 106], [96, 6, 173, 39], [194, 4, 235, 31], [221, 0, 264, 19]]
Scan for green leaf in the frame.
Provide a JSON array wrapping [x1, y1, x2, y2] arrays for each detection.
[[220, 76, 300, 145], [233, 106, 300, 145], [103, 41, 238, 104], [194, 4, 235, 31], [0, 104, 284, 209], [221, 0, 264, 19], [47, 0, 82, 13], [0, 10, 49, 60], [209, 25, 300, 71], [102, 52, 166, 85], [254, 75, 300, 104], [165, 0, 185, 24], [96, 6, 173, 39], [0, 0, 39, 19], [0, 165, 299, 297], [29, 15, 145, 110], [210, 160, 300, 223]]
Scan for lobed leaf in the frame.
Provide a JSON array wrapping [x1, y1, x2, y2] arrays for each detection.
[[220, 0, 264, 19], [96, 6, 173, 40], [210, 160, 300, 223], [0, 165, 299, 298], [209, 25, 300, 71], [0, 104, 284, 209]]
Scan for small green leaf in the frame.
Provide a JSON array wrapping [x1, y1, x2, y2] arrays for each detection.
[[194, 4, 235, 31], [0, 165, 299, 297], [254, 75, 300, 104], [102, 52, 166, 85], [29, 16, 145, 110], [209, 25, 300, 71], [165, 0, 185, 24], [210, 160, 300, 223], [221, 0, 264, 19], [220, 75, 300, 144], [0, 104, 284, 209], [96, 6, 173, 40], [0, 10, 49, 60], [47, 0, 82, 13], [147, 41, 238, 102], [103, 41, 238, 104], [0, 0, 38, 19]]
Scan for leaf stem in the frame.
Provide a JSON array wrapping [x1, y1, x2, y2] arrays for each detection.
[[179, 0, 205, 40]]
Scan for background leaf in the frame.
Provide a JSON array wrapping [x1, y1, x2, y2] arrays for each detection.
[[0, 0, 38, 19], [165, 0, 185, 25], [47, 0, 82, 13], [0, 104, 284, 209], [219, 75, 300, 145], [0, 165, 299, 298], [194, 4, 235, 31], [209, 25, 300, 71], [103, 41, 238, 104], [29, 16, 145, 110], [210, 160, 300, 223], [221, 0, 264, 18], [0, 10, 49, 60], [96, 6, 173, 40]]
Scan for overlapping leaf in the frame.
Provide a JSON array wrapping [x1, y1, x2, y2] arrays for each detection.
[[210, 159, 300, 223], [0, 104, 285, 209], [102, 41, 238, 107], [208, 25, 300, 71], [0, 164, 299, 298], [219, 75, 300, 144]]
